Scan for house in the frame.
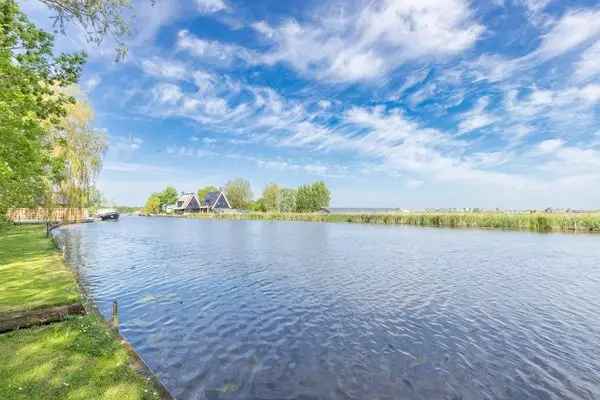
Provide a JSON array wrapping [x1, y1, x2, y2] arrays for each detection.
[[173, 193, 202, 214], [201, 191, 232, 212], [171, 190, 232, 214]]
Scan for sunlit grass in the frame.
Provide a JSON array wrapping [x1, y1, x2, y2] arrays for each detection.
[[0, 225, 80, 314], [0, 314, 160, 400], [188, 212, 600, 233]]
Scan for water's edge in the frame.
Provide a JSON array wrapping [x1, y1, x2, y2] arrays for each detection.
[[170, 211, 600, 234], [52, 228, 175, 400]]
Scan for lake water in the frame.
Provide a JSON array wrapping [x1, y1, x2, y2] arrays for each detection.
[[55, 216, 600, 400]]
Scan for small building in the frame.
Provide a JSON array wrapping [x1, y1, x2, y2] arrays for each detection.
[[202, 191, 232, 212], [174, 193, 202, 214], [172, 191, 232, 214]]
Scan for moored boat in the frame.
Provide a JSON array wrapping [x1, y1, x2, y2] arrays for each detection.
[[97, 211, 120, 221]]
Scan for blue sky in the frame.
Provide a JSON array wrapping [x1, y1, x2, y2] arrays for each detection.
[[21, 0, 600, 208]]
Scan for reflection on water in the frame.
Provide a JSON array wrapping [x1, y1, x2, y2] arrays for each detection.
[[55, 216, 600, 400]]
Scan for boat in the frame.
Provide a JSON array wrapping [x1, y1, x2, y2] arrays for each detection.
[[97, 211, 120, 221]]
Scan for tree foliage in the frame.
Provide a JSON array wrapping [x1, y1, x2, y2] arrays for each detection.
[[197, 185, 218, 203], [279, 188, 297, 212], [295, 181, 330, 212], [51, 86, 107, 208], [38, 0, 135, 60], [0, 0, 85, 218], [143, 193, 160, 214], [262, 183, 281, 212], [248, 198, 266, 212], [141, 186, 178, 214], [158, 186, 178, 207], [225, 178, 253, 209]]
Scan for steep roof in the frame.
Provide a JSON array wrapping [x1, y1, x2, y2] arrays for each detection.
[[175, 193, 198, 210], [203, 191, 231, 209]]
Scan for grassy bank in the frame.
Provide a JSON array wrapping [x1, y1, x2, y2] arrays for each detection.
[[0, 315, 159, 400], [187, 212, 600, 233], [0, 225, 164, 400], [0, 225, 80, 314]]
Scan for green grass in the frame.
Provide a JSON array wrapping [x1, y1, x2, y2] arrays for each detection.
[[0, 314, 160, 400], [0, 225, 80, 314], [0, 224, 167, 399], [188, 212, 600, 233]]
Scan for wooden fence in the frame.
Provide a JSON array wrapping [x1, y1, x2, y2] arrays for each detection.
[[7, 208, 89, 223]]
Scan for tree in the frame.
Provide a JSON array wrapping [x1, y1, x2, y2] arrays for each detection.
[[295, 181, 330, 212], [143, 193, 161, 214], [248, 199, 266, 212], [197, 185, 218, 203], [158, 186, 178, 207], [51, 86, 108, 208], [311, 181, 331, 210], [0, 0, 85, 219], [38, 0, 136, 60], [295, 184, 313, 212], [262, 183, 281, 212], [280, 188, 297, 213], [224, 178, 253, 209]]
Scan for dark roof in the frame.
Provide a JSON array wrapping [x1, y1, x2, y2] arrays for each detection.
[[175, 193, 198, 210], [203, 191, 231, 209], [203, 191, 220, 207]]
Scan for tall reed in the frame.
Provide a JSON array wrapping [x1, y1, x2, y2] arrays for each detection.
[[187, 212, 600, 233]]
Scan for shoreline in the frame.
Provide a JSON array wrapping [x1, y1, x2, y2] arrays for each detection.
[[51, 227, 175, 400], [0, 224, 173, 400], [170, 211, 600, 233]]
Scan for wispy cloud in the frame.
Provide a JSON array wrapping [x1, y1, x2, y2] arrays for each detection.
[[140, 58, 187, 80], [458, 97, 498, 134], [104, 162, 174, 174], [254, 0, 483, 81], [575, 41, 600, 81], [195, 0, 229, 14], [177, 30, 259, 66]]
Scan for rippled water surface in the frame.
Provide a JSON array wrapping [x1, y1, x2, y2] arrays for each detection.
[[55, 216, 600, 400]]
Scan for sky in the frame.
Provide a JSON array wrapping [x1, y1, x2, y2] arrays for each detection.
[[19, 0, 600, 208]]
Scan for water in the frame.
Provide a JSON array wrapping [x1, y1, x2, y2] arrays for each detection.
[[55, 216, 600, 400]]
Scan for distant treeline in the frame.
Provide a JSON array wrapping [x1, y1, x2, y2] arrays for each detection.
[[142, 179, 331, 214], [187, 211, 600, 233]]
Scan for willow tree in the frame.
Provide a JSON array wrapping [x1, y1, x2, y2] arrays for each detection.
[[51, 87, 107, 209], [38, 0, 134, 60]]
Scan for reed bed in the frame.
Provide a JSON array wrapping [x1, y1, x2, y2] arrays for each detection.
[[188, 212, 600, 233]]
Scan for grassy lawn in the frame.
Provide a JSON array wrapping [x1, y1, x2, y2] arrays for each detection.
[[0, 223, 167, 399], [0, 314, 160, 400], [0, 225, 80, 314]]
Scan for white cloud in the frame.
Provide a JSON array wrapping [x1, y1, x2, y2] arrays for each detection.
[[575, 41, 600, 81], [104, 162, 173, 174], [177, 30, 259, 66], [152, 83, 183, 104], [141, 58, 187, 80], [461, 8, 600, 85], [166, 145, 217, 158], [518, 0, 553, 26], [458, 97, 498, 133], [252, 21, 275, 38], [83, 75, 102, 92], [195, 0, 228, 14], [256, 0, 482, 81], [318, 100, 332, 109], [536, 138, 564, 154], [535, 9, 600, 60]]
